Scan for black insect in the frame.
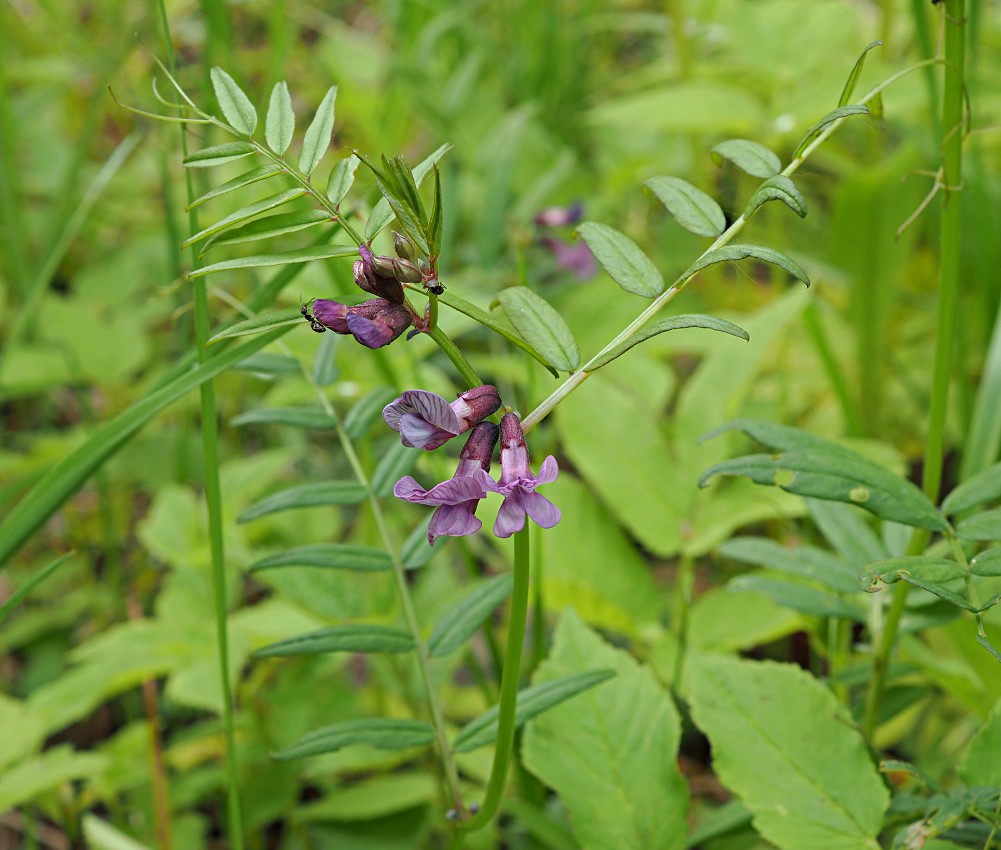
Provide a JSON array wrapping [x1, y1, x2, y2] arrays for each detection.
[[301, 303, 327, 333], [424, 279, 445, 296]]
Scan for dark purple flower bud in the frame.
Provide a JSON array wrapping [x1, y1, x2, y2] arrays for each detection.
[[355, 245, 405, 304], [393, 231, 418, 263], [540, 237, 598, 280], [393, 422, 499, 545], [483, 412, 560, 538], [311, 298, 412, 349], [383, 385, 501, 450], [534, 202, 583, 228]]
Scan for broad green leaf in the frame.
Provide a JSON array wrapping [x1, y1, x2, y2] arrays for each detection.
[[793, 105, 870, 158], [344, 387, 399, 439], [0, 744, 108, 811], [255, 624, 414, 657], [644, 176, 726, 237], [327, 154, 360, 204], [498, 287, 580, 372], [522, 610, 687, 850], [190, 244, 356, 279], [700, 420, 948, 532], [246, 544, 390, 568], [238, 482, 367, 522], [710, 139, 782, 178], [689, 589, 806, 652], [248, 544, 391, 573], [720, 537, 860, 594], [575, 221, 665, 298], [265, 80, 295, 155], [230, 407, 336, 429], [298, 773, 437, 822], [942, 462, 1001, 515], [743, 175, 807, 219], [685, 801, 753, 849], [839, 41, 883, 107], [587, 314, 748, 371], [183, 141, 256, 168], [681, 244, 810, 287], [956, 508, 1001, 542], [182, 188, 308, 248], [187, 163, 283, 209], [428, 573, 514, 657], [859, 556, 964, 590], [971, 547, 1001, 576], [689, 654, 889, 850], [0, 328, 289, 567], [959, 696, 1001, 786], [437, 290, 558, 377], [299, 85, 337, 176], [211, 67, 258, 136], [372, 442, 418, 499], [201, 209, 330, 253], [455, 669, 616, 753], [272, 718, 435, 761], [0, 552, 73, 625], [366, 144, 450, 241], [729, 575, 865, 620], [207, 306, 303, 344]]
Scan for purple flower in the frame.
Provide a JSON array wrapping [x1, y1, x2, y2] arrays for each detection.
[[394, 423, 499, 544], [383, 385, 501, 450], [535, 202, 583, 228], [353, 244, 406, 304], [484, 412, 560, 538], [311, 297, 412, 349], [539, 236, 598, 279]]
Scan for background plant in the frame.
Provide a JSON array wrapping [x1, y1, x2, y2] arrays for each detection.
[[1, 1, 1000, 849]]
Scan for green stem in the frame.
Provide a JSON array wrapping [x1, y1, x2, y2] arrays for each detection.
[[863, 0, 966, 741], [426, 323, 485, 389], [157, 5, 244, 847], [460, 527, 531, 832]]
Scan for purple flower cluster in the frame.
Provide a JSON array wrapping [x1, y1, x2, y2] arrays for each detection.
[[386, 389, 560, 545]]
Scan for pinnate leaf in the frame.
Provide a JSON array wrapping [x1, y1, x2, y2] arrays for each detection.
[[187, 164, 282, 208], [248, 544, 391, 572], [429, 573, 514, 657], [230, 406, 335, 429], [265, 81, 295, 155], [255, 625, 414, 657], [794, 105, 870, 158], [498, 288, 580, 372], [366, 144, 450, 241], [211, 67, 258, 136], [839, 41, 883, 108], [183, 141, 256, 168], [710, 139, 781, 178], [272, 718, 435, 761], [575, 221, 665, 298], [182, 188, 308, 248], [956, 508, 1001, 542], [207, 306, 303, 344], [645, 176, 725, 237], [327, 154, 360, 203], [681, 244, 810, 287], [299, 86, 337, 176], [942, 461, 1001, 515], [238, 482, 367, 522], [587, 314, 748, 371], [190, 245, 357, 279], [201, 209, 330, 254], [744, 175, 807, 219]]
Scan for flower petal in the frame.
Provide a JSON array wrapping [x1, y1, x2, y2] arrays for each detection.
[[422, 476, 489, 504], [520, 489, 561, 529], [393, 476, 428, 501], [398, 413, 453, 450], [493, 493, 527, 538], [346, 312, 395, 348], [401, 390, 462, 433], [429, 503, 482, 543], [535, 455, 559, 485]]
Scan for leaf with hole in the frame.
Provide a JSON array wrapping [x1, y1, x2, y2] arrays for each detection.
[[265, 81, 295, 155], [211, 67, 258, 136], [238, 482, 367, 522], [645, 176, 725, 237], [575, 221, 664, 298], [497, 288, 580, 372], [272, 718, 435, 761], [710, 139, 782, 178], [587, 314, 748, 370], [255, 625, 414, 657], [247, 544, 391, 573], [299, 86, 337, 177], [744, 175, 807, 219], [428, 573, 514, 657], [681, 244, 809, 287]]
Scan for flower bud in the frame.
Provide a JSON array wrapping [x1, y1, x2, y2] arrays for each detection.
[[454, 385, 502, 432], [458, 422, 499, 472], [393, 258, 423, 283], [354, 246, 404, 304], [393, 231, 419, 263], [311, 298, 412, 348]]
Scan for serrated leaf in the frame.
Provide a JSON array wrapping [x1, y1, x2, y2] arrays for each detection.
[[522, 610, 686, 850], [428, 574, 514, 657], [710, 139, 782, 178], [187, 164, 283, 209], [366, 144, 451, 241], [437, 291, 558, 377], [729, 575, 865, 620], [455, 669, 616, 753], [230, 407, 336, 429], [644, 176, 726, 237], [575, 221, 665, 298], [498, 288, 580, 372], [298, 85, 337, 176], [183, 141, 256, 168], [942, 462, 1001, 515], [247, 543, 391, 573], [265, 81, 295, 155], [839, 41, 883, 108], [587, 314, 748, 371], [681, 244, 810, 287], [201, 209, 330, 254], [744, 175, 807, 220], [326, 154, 360, 204], [794, 105, 870, 159], [238, 482, 367, 522], [255, 624, 414, 657], [182, 188, 309, 248], [272, 718, 435, 761], [210, 67, 258, 136], [971, 547, 1001, 577], [700, 420, 949, 532], [207, 306, 303, 344], [956, 508, 1001, 542], [344, 388, 399, 439], [371, 442, 418, 499], [190, 244, 356, 279], [689, 655, 889, 850]]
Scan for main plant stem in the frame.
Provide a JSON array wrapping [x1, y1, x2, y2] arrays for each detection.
[[862, 0, 966, 740]]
